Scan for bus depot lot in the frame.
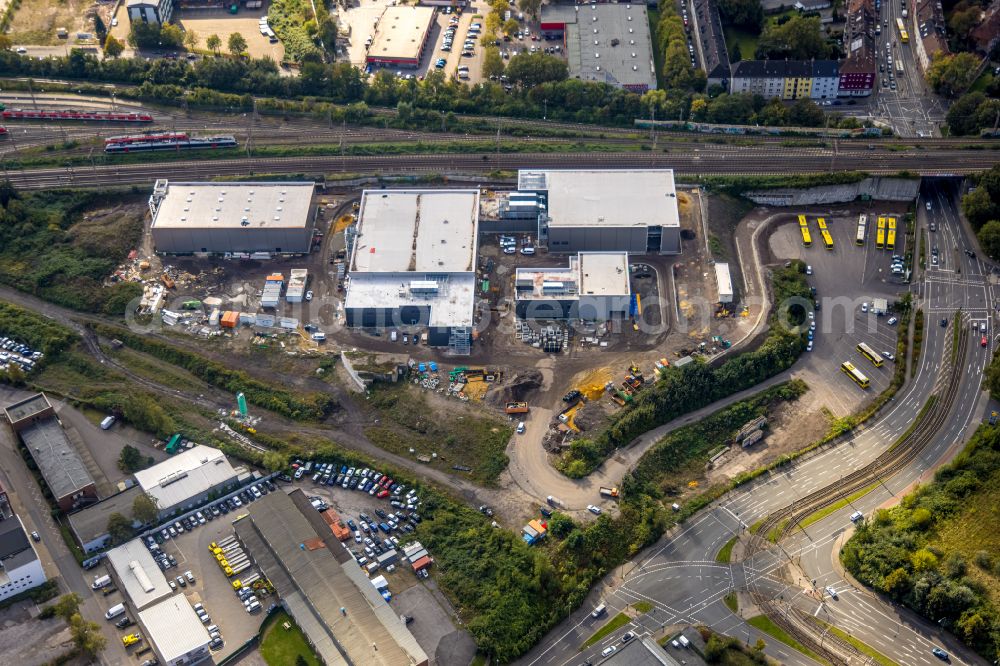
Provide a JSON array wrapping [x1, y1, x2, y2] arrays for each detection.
[[769, 212, 904, 415], [155, 519, 266, 661]]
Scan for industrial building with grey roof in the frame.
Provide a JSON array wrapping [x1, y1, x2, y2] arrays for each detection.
[[540, 3, 657, 92], [105, 537, 174, 611], [517, 169, 681, 254], [4, 394, 97, 512], [133, 444, 239, 518], [235, 489, 428, 666], [515, 252, 632, 320], [149, 180, 316, 255]]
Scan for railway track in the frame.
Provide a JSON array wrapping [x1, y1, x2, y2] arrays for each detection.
[[742, 317, 970, 664], [0, 149, 994, 190]]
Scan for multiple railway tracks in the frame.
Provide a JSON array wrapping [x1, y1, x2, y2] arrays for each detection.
[[742, 316, 970, 664]]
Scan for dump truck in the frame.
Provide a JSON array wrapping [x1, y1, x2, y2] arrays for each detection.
[[505, 402, 529, 414], [599, 487, 620, 498]]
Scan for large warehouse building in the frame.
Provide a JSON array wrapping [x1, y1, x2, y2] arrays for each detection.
[[516, 169, 681, 254], [4, 394, 98, 512], [149, 180, 316, 255], [540, 3, 657, 92], [344, 189, 480, 354], [134, 445, 239, 519], [366, 6, 436, 69], [515, 252, 632, 321], [235, 489, 428, 666]]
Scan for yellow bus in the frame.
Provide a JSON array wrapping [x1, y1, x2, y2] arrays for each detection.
[[801, 226, 812, 247], [856, 342, 884, 367], [817, 217, 828, 231], [821, 229, 834, 250], [842, 361, 870, 389], [896, 18, 908, 43], [876, 216, 886, 249], [856, 214, 867, 246], [798, 214, 808, 227], [887, 217, 897, 251]]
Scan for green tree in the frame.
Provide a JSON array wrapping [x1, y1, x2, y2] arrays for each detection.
[[69, 613, 106, 657], [228, 32, 248, 56], [206, 33, 222, 55], [295, 656, 309, 666], [184, 29, 198, 50], [880, 567, 911, 598], [977, 219, 1000, 258], [504, 52, 568, 88], [52, 593, 82, 621], [963, 184, 1000, 229], [262, 450, 287, 473], [502, 18, 519, 36], [517, 0, 542, 19], [547, 513, 575, 538], [755, 97, 788, 126], [718, 0, 763, 29], [985, 345, 1000, 398], [317, 18, 337, 52], [926, 52, 980, 97], [104, 35, 124, 58], [787, 97, 824, 126], [132, 492, 159, 525], [160, 24, 184, 48], [107, 512, 134, 546], [756, 15, 829, 60], [482, 45, 505, 80], [911, 548, 939, 572], [118, 444, 145, 473]]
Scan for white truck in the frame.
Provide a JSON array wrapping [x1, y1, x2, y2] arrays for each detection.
[[105, 603, 126, 620], [92, 574, 112, 590]]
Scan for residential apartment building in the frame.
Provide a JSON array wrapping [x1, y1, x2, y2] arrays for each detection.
[[730, 60, 840, 99], [913, 0, 950, 72], [839, 0, 877, 96]]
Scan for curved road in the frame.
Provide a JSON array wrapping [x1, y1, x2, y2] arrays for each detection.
[[518, 184, 992, 666]]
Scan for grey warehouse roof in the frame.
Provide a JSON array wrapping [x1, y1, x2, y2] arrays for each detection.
[[68, 485, 142, 547], [137, 595, 211, 662], [4, 393, 52, 424], [368, 6, 435, 61], [106, 538, 173, 610], [19, 420, 95, 500], [235, 490, 427, 666], [351, 190, 480, 274], [151, 181, 314, 230], [519, 169, 680, 229], [134, 445, 236, 511], [579, 252, 630, 296], [543, 3, 657, 90]]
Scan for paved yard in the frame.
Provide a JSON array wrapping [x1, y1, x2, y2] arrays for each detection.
[[177, 7, 287, 61], [158, 516, 268, 660]]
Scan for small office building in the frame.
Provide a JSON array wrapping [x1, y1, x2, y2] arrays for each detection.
[[515, 252, 632, 321], [137, 596, 211, 666]]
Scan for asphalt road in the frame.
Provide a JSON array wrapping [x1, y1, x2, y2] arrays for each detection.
[[517, 183, 992, 666]]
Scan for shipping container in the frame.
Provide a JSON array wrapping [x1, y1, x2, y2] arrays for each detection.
[[221, 311, 239, 328], [166, 433, 182, 454]]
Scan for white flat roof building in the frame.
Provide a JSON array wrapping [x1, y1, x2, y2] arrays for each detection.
[[515, 252, 631, 320], [138, 595, 211, 666], [516, 170, 681, 254], [350, 190, 479, 274], [149, 180, 315, 254], [714, 262, 734, 303], [134, 445, 238, 517], [345, 190, 480, 352], [366, 6, 436, 67], [106, 538, 172, 611]]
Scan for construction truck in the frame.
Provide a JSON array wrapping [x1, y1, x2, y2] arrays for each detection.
[[505, 402, 529, 414], [599, 487, 620, 498]]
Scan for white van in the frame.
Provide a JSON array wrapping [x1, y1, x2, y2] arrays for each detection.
[[100, 415, 116, 430], [516, 421, 526, 434], [105, 603, 126, 620], [591, 603, 606, 618], [390, 330, 398, 342]]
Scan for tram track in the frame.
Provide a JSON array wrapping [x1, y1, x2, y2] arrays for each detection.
[[741, 317, 970, 664]]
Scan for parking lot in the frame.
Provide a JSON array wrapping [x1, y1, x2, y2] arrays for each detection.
[[769, 212, 906, 415]]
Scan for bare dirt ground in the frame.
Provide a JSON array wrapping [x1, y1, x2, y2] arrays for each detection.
[[8, 0, 106, 46], [176, 6, 286, 61], [705, 391, 830, 486], [0, 602, 74, 666]]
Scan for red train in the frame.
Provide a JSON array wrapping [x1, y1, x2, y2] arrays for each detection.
[[105, 132, 189, 146], [1, 109, 154, 123]]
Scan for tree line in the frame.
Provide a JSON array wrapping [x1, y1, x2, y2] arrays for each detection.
[[961, 165, 1000, 260], [0, 49, 836, 131], [841, 422, 1000, 659]]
